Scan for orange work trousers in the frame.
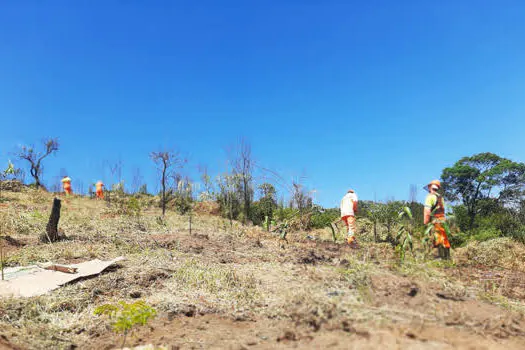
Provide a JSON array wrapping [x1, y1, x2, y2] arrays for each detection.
[[64, 185, 72, 195], [341, 215, 356, 234], [96, 190, 104, 199], [433, 222, 451, 248]]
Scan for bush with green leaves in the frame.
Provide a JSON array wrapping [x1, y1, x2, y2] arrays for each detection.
[[310, 208, 339, 229], [507, 227, 525, 244], [470, 227, 503, 242], [94, 300, 157, 348], [449, 231, 468, 247], [248, 201, 264, 226], [127, 197, 142, 221]]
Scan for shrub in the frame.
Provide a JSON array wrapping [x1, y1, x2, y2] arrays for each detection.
[[470, 227, 503, 242], [449, 231, 468, 247], [506, 226, 525, 244], [248, 201, 264, 226], [94, 300, 157, 348], [310, 208, 339, 229]]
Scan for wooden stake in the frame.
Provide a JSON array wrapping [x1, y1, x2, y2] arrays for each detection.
[[44, 197, 62, 243]]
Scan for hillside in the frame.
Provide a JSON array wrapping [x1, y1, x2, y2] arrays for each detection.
[[1, 188, 525, 349]]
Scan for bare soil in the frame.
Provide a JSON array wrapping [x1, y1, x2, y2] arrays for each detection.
[[1, 191, 524, 349]]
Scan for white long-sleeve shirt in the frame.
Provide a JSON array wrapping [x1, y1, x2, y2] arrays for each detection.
[[340, 192, 358, 217]]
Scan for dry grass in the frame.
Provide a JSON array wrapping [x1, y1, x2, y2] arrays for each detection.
[[455, 238, 525, 272], [1, 189, 525, 349]]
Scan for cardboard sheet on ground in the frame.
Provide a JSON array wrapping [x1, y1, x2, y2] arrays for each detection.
[[0, 257, 125, 298]]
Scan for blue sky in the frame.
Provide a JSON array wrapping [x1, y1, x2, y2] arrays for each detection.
[[1, 1, 525, 207]]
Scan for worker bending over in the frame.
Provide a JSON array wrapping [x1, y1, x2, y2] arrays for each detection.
[[61, 176, 72, 196], [95, 181, 104, 199], [424, 180, 451, 259], [340, 189, 359, 247]]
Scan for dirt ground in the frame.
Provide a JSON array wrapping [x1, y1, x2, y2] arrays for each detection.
[[1, 190, 525, 349]]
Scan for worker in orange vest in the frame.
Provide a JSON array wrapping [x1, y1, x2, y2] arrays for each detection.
[[340, 189, 359, 247], [61, 176, 72, 196], [95, 181, 104, 199], [424, 180, 451, 259]]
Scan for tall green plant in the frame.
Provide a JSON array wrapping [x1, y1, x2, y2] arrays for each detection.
[[395, 207, 415, 263]]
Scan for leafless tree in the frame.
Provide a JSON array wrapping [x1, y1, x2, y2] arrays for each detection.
[[231, 139, 254, 224], [290, 182, 313, 211], [17, 138, 59, 189], [109, 158, 123, 189], [131, 167, 144, 194], [150, 150, 186, 216], [197, 164, 215, 200], [50, 168, 68, 193], [290, 181, 314, 230], [78, 180, 85, 196], [409, 184, 418, 203]]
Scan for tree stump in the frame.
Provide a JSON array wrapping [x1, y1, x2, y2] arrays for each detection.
[[43, 197, 62, 243]]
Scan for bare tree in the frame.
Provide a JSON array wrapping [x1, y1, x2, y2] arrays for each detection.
[[409, 184, 418, 203], [108, 158, 123, 190], [290, 181, 314, 230], [197, 164, 215, 201], [17, 138, 59, 189], [290, 182, 313, 211], [150, 150, 186, 216], [231, 139, 254, 224], [217, 173, 241, 228], [131, 167, 143, 194]]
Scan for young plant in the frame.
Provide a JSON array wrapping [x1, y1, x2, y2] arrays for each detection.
[[395, 207, 415, 263], [1, 160, 20, 202], [94, 300, 157, 348], [277, 220, 289, 241]]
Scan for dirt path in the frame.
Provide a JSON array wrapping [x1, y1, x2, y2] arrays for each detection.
[[88, 313, 525, 350]]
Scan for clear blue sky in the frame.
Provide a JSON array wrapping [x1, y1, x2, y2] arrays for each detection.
[[1, 1, 525, 207]]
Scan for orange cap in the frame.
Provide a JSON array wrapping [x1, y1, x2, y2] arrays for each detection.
[[427, 180, 441, 189]]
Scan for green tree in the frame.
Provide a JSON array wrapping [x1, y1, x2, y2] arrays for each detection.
[[441, 153, 525, 230], [258, 183, 277, 231], [381, 201, 403, 239]]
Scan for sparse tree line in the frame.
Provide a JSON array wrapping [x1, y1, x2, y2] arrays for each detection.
[[2, 139, 525, 245], [0, 138, 318, 231]]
